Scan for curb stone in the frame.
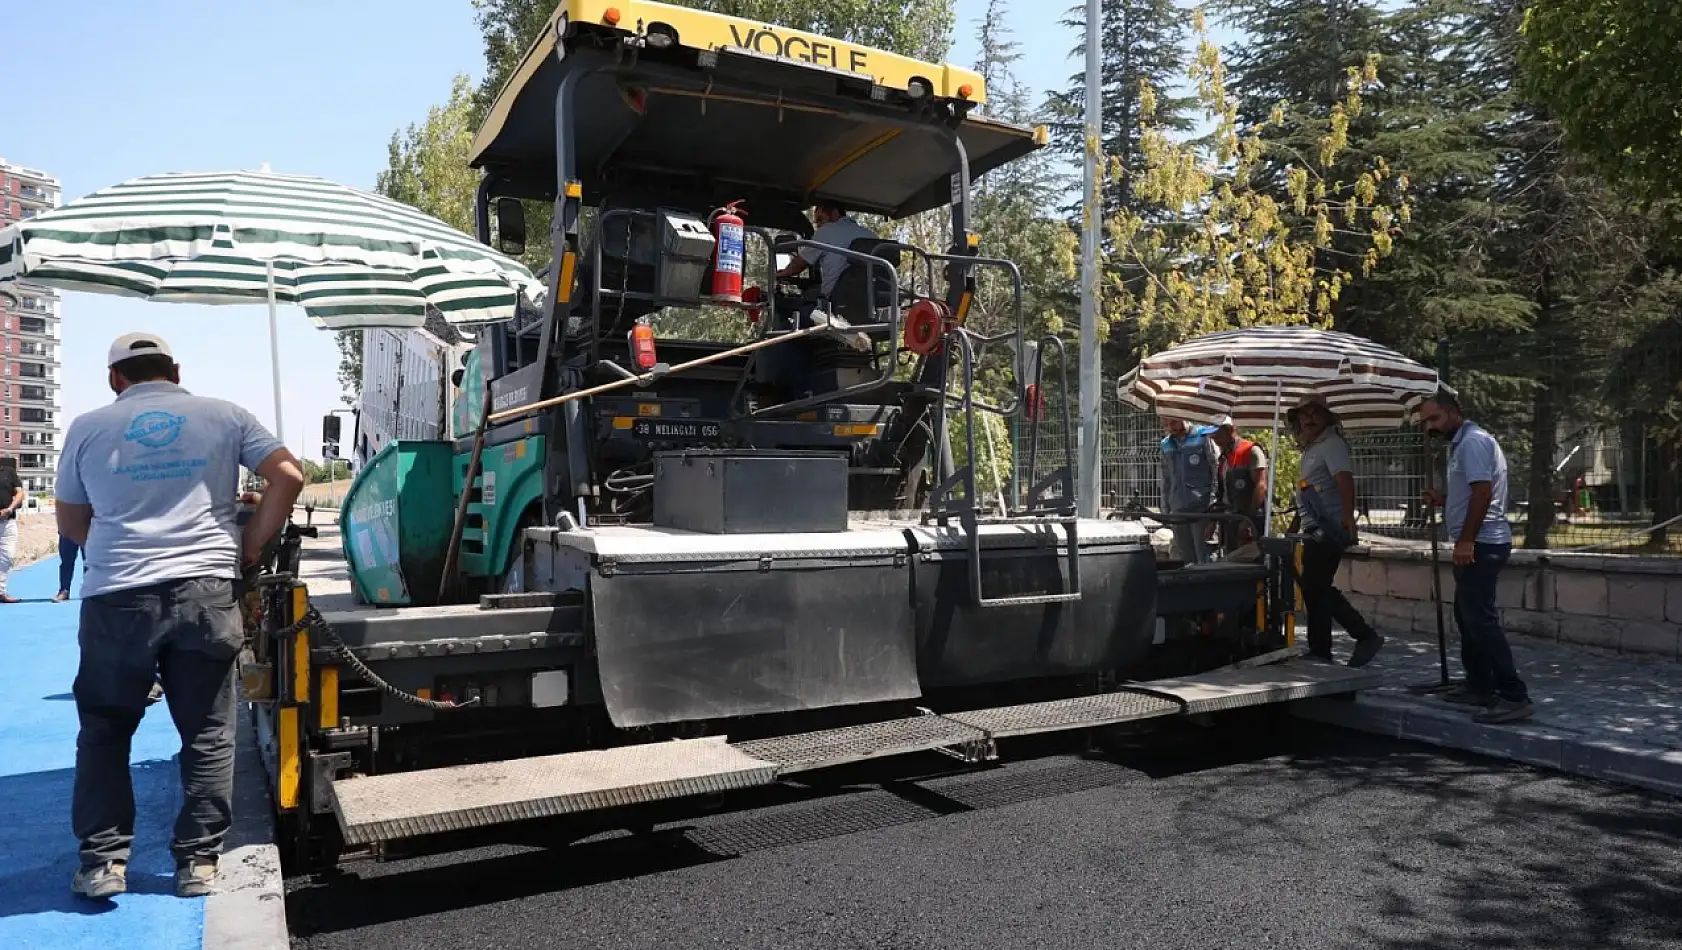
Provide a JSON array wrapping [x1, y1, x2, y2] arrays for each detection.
[[1294, 693, 1682, 800], [203, 705, 289, 950]]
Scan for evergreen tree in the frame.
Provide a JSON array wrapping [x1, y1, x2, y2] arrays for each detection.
[[1043, 0, 1195, 224], [1334, 0, 1530, 354], [1449, 0, 1651, 548]]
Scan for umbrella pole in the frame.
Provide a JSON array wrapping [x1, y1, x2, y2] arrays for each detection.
[[1264, 380, 1280, 535], [266, 261, 285, 445], [1409, 431, 1460, 694]]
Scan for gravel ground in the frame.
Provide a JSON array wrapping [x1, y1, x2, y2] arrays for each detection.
[[284, 717, 1682, 950], [9, 513, 60, 567]]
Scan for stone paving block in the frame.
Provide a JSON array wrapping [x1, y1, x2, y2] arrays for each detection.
[[1668, 582, 1682, 625], [1554, 572, 1609, 617], [1497, 569, 1529, 610], [1619, 621, 1680, 660], [1344, 593, 1379, 619], [1386, 561, 1434, 601], [1608, 577, 1670, 622], [1523, 569, 1555, 612], [1410, 601, 1451, 639], [1558, 617, 1621, 651], [1434, 567, 1456, 605], [1374, 598, 1415, 632], [1348, 558, 1387, 597], [1504, 609, 1558, 640]]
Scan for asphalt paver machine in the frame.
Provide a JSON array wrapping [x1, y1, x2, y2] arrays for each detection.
[[248, 0, 1375, 870]]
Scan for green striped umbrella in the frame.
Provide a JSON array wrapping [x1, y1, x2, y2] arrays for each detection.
[[0, 168, 537, 328]]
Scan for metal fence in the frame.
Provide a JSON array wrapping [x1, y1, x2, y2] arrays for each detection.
[[1011, 384, 1679, 555]]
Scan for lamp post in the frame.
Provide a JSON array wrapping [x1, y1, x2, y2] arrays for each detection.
[[1078, 0, 1103, 518]]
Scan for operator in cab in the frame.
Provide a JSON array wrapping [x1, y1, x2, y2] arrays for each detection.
[[777, 200, 879, 302]]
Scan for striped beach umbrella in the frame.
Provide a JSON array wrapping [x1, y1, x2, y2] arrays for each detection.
[[0, 168, 537, 329], [1116, 326, 1443, 430]]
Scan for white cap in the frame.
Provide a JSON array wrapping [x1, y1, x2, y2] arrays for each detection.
[[1213, 414, 1235, 429], [107, 332, 174, 368]]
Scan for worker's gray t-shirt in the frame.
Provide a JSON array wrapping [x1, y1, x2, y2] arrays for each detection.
[[1446, 420, 1512, 545], [1297, 430, 1353, 529], [800, 216, 879, 297], [54, 381, 286, 598]]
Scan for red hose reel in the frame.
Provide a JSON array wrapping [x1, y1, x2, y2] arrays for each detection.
[[902, 299, 950, 356]]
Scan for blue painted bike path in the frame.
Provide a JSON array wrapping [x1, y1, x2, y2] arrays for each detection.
[[0, 557, 203, 949]]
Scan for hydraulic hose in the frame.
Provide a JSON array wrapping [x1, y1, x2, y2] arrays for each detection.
[[278, 606, 477, 712]]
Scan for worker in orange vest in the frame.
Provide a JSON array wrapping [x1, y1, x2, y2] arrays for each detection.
[[1211, 415, 1269, 552]]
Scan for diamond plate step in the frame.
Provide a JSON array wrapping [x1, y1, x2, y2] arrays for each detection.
[[330, 737, 778, 845], [733, 715, 991, 774], [945, 689, 1185, 738], [1143, 661, 1381, 715]]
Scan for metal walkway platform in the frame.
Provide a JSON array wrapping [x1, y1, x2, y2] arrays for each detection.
[[331, 737, 779, 845], [329, 659, 1377, 846]]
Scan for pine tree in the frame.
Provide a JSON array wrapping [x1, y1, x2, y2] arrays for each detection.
[[1334, 0, 1530, 355], [1043, 0, 1196, 224], [1450, 0, 1652, 549]]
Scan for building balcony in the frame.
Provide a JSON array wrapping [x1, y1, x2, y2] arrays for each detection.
[[12, 318, 59, 339]]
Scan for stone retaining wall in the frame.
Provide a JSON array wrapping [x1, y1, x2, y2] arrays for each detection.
[[1336, 545, 1682, 661]]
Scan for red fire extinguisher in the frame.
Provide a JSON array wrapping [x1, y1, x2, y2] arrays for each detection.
[[710, 200, 746, 303]]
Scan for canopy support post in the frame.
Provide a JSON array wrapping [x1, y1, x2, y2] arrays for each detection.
[[1264, 379, 1281, 535], [266, 260, 285, 446]]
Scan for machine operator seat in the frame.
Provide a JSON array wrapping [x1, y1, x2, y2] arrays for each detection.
[[823, 237, 902, 337]]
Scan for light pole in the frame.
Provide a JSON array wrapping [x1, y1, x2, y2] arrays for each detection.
[[1078, 0, 1103, 518]]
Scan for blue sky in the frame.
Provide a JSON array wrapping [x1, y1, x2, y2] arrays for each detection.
[[3, 1, 1089, 458]]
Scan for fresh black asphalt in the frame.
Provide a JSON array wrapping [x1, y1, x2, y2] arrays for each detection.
[[285, 714, 1682, 950]]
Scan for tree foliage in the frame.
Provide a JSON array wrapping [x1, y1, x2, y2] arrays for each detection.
[[1108, 11, 1410, 349], [1517, 0, 1682, 206], [336, 75, 482, 400], [1043, 0, 1195, 223]]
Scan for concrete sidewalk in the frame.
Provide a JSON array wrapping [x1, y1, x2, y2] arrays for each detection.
[[1295, 624, 1682, 798]]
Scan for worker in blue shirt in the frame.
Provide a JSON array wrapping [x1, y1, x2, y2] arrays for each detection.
[[1420, 391, 1532, 724], [1160, 417, 1220, 564]]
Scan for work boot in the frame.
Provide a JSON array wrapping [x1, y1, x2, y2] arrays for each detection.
[[53, 590, 70, 603], [1473, 698, 1535, 724], [71, 862, 127, 900], [175, 858, 218, 898], [1348, 636, 1385, 668], [1439, 686, 1495, 707], [1306, 649, 1335, 664], [147, 681, 165, 706]]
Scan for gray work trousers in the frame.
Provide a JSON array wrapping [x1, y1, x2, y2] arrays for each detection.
[[73, 576, 242, 869]]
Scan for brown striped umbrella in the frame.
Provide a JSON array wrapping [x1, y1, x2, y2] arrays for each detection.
[[1116, 326, 1444, 431]]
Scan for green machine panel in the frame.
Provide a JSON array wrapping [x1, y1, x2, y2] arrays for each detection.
[[455, 434, 548, 581], [341, 440, 456, 607]]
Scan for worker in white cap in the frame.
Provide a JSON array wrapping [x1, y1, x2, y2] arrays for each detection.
[[54, 332, 305, 901]]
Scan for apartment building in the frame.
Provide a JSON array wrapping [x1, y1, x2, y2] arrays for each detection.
[[0, 157, 62, 494]]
